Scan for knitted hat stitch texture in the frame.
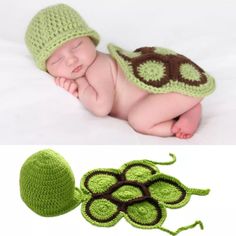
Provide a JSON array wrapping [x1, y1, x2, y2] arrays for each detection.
[[25, 4, 100, 71], [20, 149, 82, 216]]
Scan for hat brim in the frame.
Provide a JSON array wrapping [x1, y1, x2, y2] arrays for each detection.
[[46, 187, 83, 217], [26, 187, 83, 217], [36, 29, 100, 71]]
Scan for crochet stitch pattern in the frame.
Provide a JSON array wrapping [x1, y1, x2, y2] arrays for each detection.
[[25, 4, 100, 71], [20, 149, 83, 216], [108, 44, 215, 97], [20, 150, 210, 235]]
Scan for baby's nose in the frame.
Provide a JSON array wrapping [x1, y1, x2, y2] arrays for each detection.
[[66, 55, 78, 66]]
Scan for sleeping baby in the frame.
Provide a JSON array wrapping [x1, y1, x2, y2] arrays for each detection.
[[25, 4, 215, 139]]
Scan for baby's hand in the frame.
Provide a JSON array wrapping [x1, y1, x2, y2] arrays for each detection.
[[54, 77, 78, 97]]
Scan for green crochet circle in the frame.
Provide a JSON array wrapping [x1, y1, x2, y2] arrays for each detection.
[[89, 199, 118, 220], [112, 185, 143, 202], [180, 63, 201, 81], [138, 61, 166, 82], [127, 201, 158, 224], [155, 47, 177, 55], [87, 174, 117, 194], [149, 181, 182, 203], [125, 166, 154, 183]]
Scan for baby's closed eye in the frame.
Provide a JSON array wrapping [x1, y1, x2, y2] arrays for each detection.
[[51, 56, 64, 65]]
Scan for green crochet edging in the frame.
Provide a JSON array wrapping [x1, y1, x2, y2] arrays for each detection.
[[154, 47, 178, 56], [108, 43, 216, 97], [20, 150, 209, 235]]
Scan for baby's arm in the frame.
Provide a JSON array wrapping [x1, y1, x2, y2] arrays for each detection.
[[76, 72, 115, 117]]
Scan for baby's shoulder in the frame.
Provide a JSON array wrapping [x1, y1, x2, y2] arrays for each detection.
[[87, 51, 117, 80], [94, 51, 116, 69]]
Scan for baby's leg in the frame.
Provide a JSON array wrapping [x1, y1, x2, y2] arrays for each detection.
[[127, 93, 202, 137], [172, 103, 201, 139]]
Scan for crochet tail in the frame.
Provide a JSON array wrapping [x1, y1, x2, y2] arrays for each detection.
[[189, 188, 210, 196], [145, 153, 177, 166], [157, 220, 204, 235]]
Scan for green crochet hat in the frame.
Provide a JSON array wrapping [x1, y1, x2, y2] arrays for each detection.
[[19, 149, 83, 217], [25, 4, 100, 71]]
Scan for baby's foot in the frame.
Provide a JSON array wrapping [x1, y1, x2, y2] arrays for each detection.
[[172, 103, 201, 139]]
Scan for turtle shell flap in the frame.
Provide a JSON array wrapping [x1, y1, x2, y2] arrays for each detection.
[[108, 43, 215, 97]]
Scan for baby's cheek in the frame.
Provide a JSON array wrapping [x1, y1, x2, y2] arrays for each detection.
[[86, 50, 97, 66], [46, 63, 57, 76], [47, 64, 67, 78]]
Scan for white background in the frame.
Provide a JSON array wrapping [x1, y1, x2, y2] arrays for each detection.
[[0, 145, 235, 235], [0, 0, 236, 144]]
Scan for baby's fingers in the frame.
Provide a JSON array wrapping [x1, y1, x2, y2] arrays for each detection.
[[59, 77, 66, 87], [68, 82, 78, 94], [55, 77, 67, 87], [72, 91, 78, 97], [54, 77, 60, 86], [64, 80, 71, 90]]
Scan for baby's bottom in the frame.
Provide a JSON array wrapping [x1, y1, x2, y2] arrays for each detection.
[[127, 93, 202, 139]]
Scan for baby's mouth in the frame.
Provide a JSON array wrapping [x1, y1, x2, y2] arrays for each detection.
[[72, 65, 83, 73]]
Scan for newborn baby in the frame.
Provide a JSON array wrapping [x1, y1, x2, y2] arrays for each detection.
[[25, 4, 215, 139]]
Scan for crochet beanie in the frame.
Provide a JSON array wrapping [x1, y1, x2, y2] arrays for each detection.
[[19, 149, 83, 216], [25, 4, 100, 71]]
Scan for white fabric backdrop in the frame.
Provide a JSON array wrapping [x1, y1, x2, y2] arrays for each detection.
[[0, 0, 235, 144]]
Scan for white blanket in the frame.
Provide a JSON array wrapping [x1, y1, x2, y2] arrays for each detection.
[[0, 0, 235, 144]]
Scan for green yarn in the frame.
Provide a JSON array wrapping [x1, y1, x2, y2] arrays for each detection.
[[87, 173, 117, 194], [180, 63, 201, 81], [25, 4, 100, 71], [125, 165, 156, 183], [20, 151, 209, 235], [108, 44, 216, 97], [154, 47, 177, 55], [88, 199, 118, 221], [80, 168, 120, 195], [148, 174, 192, 209], [138, 61, 166, 82], [112, 185, 143, 202], [80, 153, 210, 234], [149, 179, 184, 204], [126, 201, 160, 225], [119, 48, 142, 58], [19, 149, 82, 216]]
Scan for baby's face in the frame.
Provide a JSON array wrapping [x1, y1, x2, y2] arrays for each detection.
[[46, 37, 97, 79]]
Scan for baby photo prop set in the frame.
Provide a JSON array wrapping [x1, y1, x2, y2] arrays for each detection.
[[25, 4, 215, 97], [20, 149, 209, 235]]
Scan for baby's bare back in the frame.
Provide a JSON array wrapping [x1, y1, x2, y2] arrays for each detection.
[[110, 64, 149, 119]]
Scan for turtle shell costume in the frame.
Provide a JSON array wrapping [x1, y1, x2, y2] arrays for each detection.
[[108, 44, 215, 97], [25, 4, 215, 98], [20, 149, 210, 236]]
